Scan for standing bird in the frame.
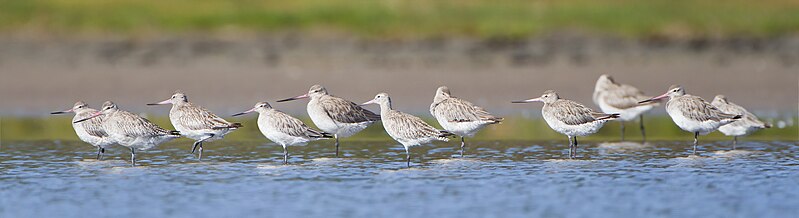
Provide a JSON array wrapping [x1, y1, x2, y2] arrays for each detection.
[[362, 93, 453, 168], [277, 85, 380, 157], [639, 86, 741, 155], [147, 92, 242, 160], [711, 95, 771, 150], [593, 74, 660, 141], [232, 102, 332, 164], [513, 90, 619, 159], [51, 101, 115, 160], [74, 101, 181, 166], [430, 86, 502, 157]]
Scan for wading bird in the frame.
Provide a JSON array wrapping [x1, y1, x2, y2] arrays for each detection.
[[593, 74, 660, 141], [277, 85, 380, 157], [363, 93, 453, 167], [513, 90, 619, 159], [639, 86, 741, 155], [430, 86, 502, 157], [51, 101, 115, 160], [711, 95, 770, 149], [148, 92, 241, 160], [75, 101, 180, 166], [232, 102, 332, 164]]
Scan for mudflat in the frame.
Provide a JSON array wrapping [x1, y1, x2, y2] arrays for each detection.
[[1, 34, 796, 116]]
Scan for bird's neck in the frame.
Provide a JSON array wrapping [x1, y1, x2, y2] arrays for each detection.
[[379, 103, 392, 115]]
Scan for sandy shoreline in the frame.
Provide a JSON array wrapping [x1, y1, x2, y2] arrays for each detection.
[[1, 34, 796, 117]]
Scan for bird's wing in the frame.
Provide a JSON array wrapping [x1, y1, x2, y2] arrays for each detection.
[[601, 85, 655, 109], [713, 100, 768, 127], [680, 96, 738, 122], [176, 104, 233, 130], [433, 98, 501, 123], [76, 109, 109, 137], [550, 100, 601, 125], [116, 111, 177, 137], [385, 111, 443, 140], [319, 96, 381, 123], [266, 110, 326, 138]]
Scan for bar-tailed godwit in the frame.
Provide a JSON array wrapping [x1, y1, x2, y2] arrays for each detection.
[[593, 74, 660, 141], [430, 86, 502, 157], [362, 93, 453, 167], [639, 85, 741, 155], [711, 95, 771, 149], [74, 101, 181, 166], [277, 85, 380, 157], [232, 102, 332, 164], [51, 101, 115, 160], [148, 92, 242, 160], [513, 90, 619, 159]]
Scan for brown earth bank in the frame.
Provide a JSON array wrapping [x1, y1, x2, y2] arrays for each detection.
[[0, 33, 797, 117]]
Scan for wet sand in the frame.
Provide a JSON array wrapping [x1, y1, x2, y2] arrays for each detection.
[[1, 34, 796, 116]]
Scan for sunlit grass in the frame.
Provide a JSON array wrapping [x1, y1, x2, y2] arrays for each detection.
[[2, 0, 798, 38], [2, 116, 796, 142]]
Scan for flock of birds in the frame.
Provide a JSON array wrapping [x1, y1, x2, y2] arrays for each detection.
[[51, 75, 771, 167]]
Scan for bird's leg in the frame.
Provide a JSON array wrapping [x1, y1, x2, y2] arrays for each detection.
[[693, 132, 699, 156], [620, 121, 625, 141], [573, 136, 579, 158], [194, 134, 213, 160], [283, 146, 289, 165], [460, 137, 465, 158], [733, 136, 737, 150], [130, 147, 136, 166], [335, 134, 340, 158], [191, 141, 201, 154], [567, 136, 574, 159], [100, 147, 105, 161], [96, 147, 103, 160], [405, 146, 411, 168], [639, 114, 647, 142]]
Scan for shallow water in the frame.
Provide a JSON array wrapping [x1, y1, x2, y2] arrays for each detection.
[[1, 140, 797, 218]]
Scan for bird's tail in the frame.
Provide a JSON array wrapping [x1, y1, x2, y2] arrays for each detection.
[[319, 132, 334, 139], [487, 117, 504, 124], [169, 130, 182, 137], [437, 130, 455, 141], [594, 113, 620, 121], [309, 129, 334, 139], [212, 123, 243, 130]]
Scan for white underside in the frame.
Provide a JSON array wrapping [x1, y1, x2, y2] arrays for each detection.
[[261, 130, 312, 147], [308, 106, 373, 137], [172, 121, 234, 142], [258, 115, 320, 147], [718, 123, 759, 136], [390, 133, 443, 149], [434, 117, 491, 137], [107, 133, 178, 150], [103, 118, 178, 150], [597, 99, 655, 121], [73, 124, 115, 149], [543, 115, 607, 137], [667, 110, 732, 135]]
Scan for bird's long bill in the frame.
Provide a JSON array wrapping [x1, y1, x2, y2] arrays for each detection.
[[511, 98, 541, 103], [73, 111, 102, 123], [50, 108, 73, 114], [276, 93, 309, 102], [146, 99, 171, 106], [360, 99, 377, 106], [639, 93, 668, 104], [231, 108, 256, 117]]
